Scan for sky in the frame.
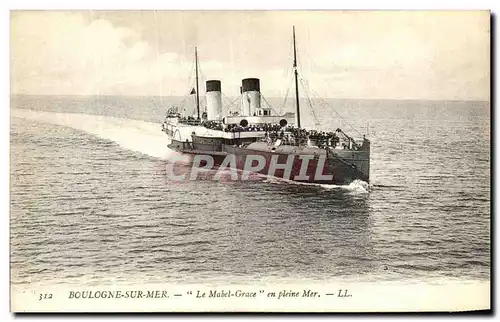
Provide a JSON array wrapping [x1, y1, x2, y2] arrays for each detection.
[[10, 10, 490, 100]]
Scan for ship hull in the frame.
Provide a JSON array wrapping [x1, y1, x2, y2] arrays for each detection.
[[232, 148, 367, 185], [167, 139, 369, 185]]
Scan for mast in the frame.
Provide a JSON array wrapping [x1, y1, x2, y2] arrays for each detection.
[[292, 26, 301, 128], [195, 47, 200, 119]]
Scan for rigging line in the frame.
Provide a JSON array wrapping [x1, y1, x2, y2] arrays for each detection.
[[260, 93, 281, 116], [293, 48, 318, 127], [300, 76, 319, 120], [296, 42, 314, 93], [182, 56, 198, 108], [308, 87, 363, 136], [290, 31, 362, 137], [178, 59, 197, 111], [297, 50, 361, 135], [283, 35, 293, 79], [295, 39, 358, 133], [295, 40, 305, 80], [177, 83, 198, 114], [279, 37, 295, 114], [260, 93, 273, 110], [299, 78, 320, 126], [277, 36, 294, 114], [222, 93, 241, 108], [197, 60, 206, 85], [196, 55, 210, 94], [278, 76, 294, 115], [293, 32, 352, 133], [213, 94, 241, 117], [194, 60, 210, 109], [186, 55, 195, 89], [178, 84, 196, 109], [178, 59, 195, 111], [281, 37, 296, 114]]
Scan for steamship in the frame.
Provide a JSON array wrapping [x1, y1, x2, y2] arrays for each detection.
[[162, 27, 370, 185]]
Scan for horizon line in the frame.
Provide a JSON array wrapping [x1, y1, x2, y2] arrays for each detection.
[[9, 93, 490, 103]]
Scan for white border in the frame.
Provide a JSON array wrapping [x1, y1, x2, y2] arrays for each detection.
[[2, 0, 496, 321], [3, 0, 498, 10]]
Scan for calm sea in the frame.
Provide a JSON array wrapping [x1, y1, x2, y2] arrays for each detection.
[[10, 95, 490, 286]]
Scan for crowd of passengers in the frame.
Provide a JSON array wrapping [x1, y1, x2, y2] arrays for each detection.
[[178, 116, 202, 124], [167, 112, 361, 149], [270, 130, 342, 148], [203, 121, 289, 133], [202, 120, 350, 148]]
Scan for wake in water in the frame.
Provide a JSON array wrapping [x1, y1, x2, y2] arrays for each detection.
[[12, 108, 371, 192], [263, 176, 371, 193], [11, 109, 189, 162]]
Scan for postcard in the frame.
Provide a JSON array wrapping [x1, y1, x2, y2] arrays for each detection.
[[10, 10, 491, 312]]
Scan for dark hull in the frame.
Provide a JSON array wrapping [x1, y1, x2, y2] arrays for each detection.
[[235, 148, 367, 185], [168, 140, 369, 185]]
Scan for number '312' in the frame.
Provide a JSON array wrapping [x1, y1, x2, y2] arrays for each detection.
[[39, 293, 53, 300]]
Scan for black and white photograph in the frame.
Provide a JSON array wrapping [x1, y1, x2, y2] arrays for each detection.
[[9, 9, 491, 312]]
